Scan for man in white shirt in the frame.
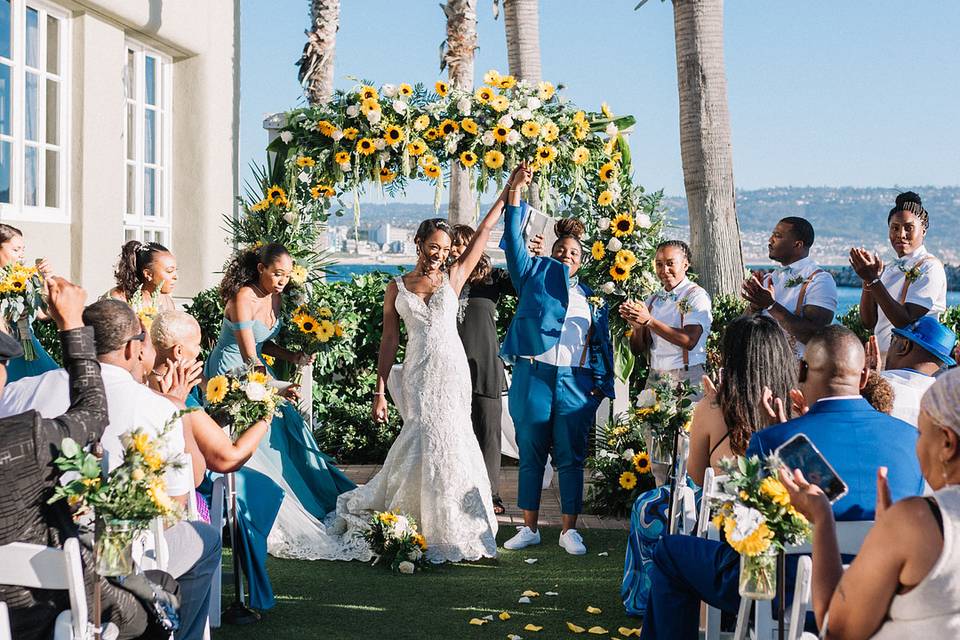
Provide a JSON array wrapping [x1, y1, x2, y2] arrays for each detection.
[[881, 317, 956, 427], [0, 300, 220, 640], [741, 217, 837, 357]]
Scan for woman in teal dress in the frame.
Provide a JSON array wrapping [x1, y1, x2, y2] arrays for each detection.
[[0, 224, 58, 381], [205, 242, 355, 609]]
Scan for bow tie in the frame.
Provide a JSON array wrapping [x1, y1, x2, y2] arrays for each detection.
[[568, 276, 579, 289], [892, 257, 910, 269], [653, 290, 678, 303], [772, 265, 793, 275]]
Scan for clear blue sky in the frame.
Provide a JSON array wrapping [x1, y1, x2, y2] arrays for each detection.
[[239, 1, 960, 203]]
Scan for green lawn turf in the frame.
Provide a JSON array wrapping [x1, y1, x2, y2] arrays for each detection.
[[212, 527, 642, 639]]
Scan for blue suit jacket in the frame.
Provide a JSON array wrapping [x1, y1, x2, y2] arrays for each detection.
[[746, 398, 925, 521], [499, 202, 616, 399]]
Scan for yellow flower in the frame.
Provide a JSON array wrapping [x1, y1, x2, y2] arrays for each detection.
[[599, 162, 616, 182], [144, 452, 163, 472], [610, 263, 630, 282], [356, 138, 376, 155], [619, 471, 638, 490], [334, 151, 351, 165], [419, 153, 438, 168], [439, 119, 459, 136], [334, 322, 344, 337], [290, 264, 308, 285], [483, 150, 505, 169], [248, 371, 268, 385], [378, 511, 398, 525], [521, 121, 541, 138], [572, 146, 590, 165], [342, 127, 359, 140], [726, 521, 774, 556], [493, 125, 511, 142], [413, 114, 430, 131], [379, 167, 397, 184], [633, 452, 652, 474], [483, 69, 501, 86], [266, 185, 286, 204], [316, 307, 332, 318], [537, 81, 556, 100], [597, 190, 614, 207], [591, 241, 605, 260], [310, 184, 335, 199], [459, 151, 478, 167], [541, 121, 559, 141], [131, 469, 145, 482], [489, 94, 510, 112], [460, 118, 478, 135], [536, 146, 557, 164], [413, 533, 427, 550], [406, 140, 426, 156], [295, 156, 315, 168], [760, 477, 791, 508], [615, 249, 637, 268], [317, 320, 336, 342], [294, 312, 319, 335], [423, 164, 441, 180], [206, 375, 228, 404], [316, 120, 336, 136], [424, 127, 439, 141], [250, 198, 270, 212], [611, 212, 634, 236], [435, 80, 449, 96], [398, 83, 413, 97], [604, 136, 617, 156], [383, 125, 404, 146], [131, 432, 150, 455], [148, 479, 175, 513], [497, 74, 516, 89], [262, 354, 275, 367], [360, 98, 380, 115], [359, 85, 378, 101], [474, 86, 493, 103], [601, 102, 613, 118]]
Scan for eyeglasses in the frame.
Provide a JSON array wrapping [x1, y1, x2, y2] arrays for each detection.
[[126, 331, 146, 344]]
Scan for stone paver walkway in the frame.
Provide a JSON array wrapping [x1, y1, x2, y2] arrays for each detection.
[[341, 464, 630, 531]]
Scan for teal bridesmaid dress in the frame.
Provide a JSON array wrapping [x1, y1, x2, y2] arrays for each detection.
[[6, 318, 59, 382]]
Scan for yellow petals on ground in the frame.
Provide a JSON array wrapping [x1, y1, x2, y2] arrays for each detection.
[[521, 590, 540, 597], [619, 627, 643, 637], [524, 624, 543, 632], [567, 621, 586, 633], [585, 606, 602, 614], [468, 618, 487, 626], [498, 611, 511, 621], [587, 626, 608, 635]]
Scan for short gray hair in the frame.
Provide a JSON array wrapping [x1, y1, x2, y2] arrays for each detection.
[[921, 368, 960, 435], [81, 299, 140, 355], [150, 310, 200, 350]]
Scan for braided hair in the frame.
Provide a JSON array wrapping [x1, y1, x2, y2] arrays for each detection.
[[218, 243, 291, 304], [655, 239, 692, 263], [888, 191, 929, 231], [114, 240, 170, 300]]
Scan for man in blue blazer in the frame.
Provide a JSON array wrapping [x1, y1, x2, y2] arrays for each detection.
[[638, 325, 924, 639], [499, 199, 615, 556]]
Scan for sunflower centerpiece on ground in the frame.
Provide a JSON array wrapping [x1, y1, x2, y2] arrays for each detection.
[[586, 410, 656, 518], [0, 262, 45, 360], [205, 365, 286, 441], [364, 511, 428, 574]]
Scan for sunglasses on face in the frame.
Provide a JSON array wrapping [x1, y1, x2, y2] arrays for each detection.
[[126, 331, 146, 344]]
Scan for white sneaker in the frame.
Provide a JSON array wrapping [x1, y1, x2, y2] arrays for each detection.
[[558, 529, 587, 555], [503, 526, 541, 550]]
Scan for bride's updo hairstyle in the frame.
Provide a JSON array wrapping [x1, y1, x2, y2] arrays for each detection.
[[414, 218, 453, 249], [218, 242, 291, 303], [114, 240, 170, 300], [552, 217, 585, 253]]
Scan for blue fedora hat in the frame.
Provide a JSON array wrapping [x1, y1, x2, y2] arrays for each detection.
[[892, 316, 957, 366]]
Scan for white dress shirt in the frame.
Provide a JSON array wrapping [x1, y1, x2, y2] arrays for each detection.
[[874, 245, 947, 353], [534, 283, 592, 367], [881, 368, 937, 427], [645, 278, 712, 371], [763, 255, 838, 356], [0, 363, 192, 496]]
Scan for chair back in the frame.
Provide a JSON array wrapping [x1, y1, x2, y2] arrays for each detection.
[[668, 433, 692, 535]]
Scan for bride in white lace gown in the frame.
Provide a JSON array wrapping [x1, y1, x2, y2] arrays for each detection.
[[266, 165, 531, 563]]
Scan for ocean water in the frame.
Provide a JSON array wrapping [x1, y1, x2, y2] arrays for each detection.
[[326, 264, 960, 316]]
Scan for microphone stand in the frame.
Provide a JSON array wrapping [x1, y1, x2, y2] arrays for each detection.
[[221, 454, 259, 624]]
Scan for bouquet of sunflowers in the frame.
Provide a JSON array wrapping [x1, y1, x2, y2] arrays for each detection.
[[0, 262, 45, 360], [48, 416, 186, 575], [205, 365, 286, 440], [710, 455, 811, 599], [127, 287, 162, 331], [634, 379, 698, 464], [363, 510, 428, 574], [585, 411, 656, 518], [287, 303, 346, 355]]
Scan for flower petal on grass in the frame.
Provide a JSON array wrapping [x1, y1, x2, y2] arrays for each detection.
[[545, 591, 559, 596], [586, 606, 602, 614], [507, 635, 522, 640], [499, 612, 512, 621], [468, 618, 488, 625], [521, 590, 540, 597], [597, 552, 609, 557], [524, 623, 543, 632], [518, 596, 532, 604], [482, 614, 494, 621], [566, 621, 586, 633], [524, 558, 539, 564], [587, 626, 608, 635]]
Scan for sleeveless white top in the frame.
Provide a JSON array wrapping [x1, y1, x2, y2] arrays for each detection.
[[871, 484, 960, 638]]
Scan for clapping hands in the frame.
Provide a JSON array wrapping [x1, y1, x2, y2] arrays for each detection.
[[741, 272, 776, 311], [849, 247, 884, 283], [619, 299, 652, 328]]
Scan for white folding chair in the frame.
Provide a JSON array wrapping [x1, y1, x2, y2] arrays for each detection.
[[0, 538, 88, 640], [208, 475, 226, 628], [668, 433, 699, 535], [700, 471, 728, 640]]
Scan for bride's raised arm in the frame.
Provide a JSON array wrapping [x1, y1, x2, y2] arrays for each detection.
[[448, 164, 533, 293]]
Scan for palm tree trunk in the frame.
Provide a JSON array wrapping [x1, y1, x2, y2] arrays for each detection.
[[298, 0, 341, 106], [502, 0, 541, 208], [672, 0, 743, 296], [442, 0, 478, 225]]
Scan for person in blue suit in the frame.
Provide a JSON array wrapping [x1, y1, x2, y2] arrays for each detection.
[[499, 191, 615, 556], [639, 325, 924, 639]]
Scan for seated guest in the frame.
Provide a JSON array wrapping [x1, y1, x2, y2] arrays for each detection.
[[861, 370, 894, 414], [881, 316, 956, 426], [782, 368, 960, 638], [639, 326, 924, 640], [0, 277, 167, 640], [0, 300, 220, 640], [741, 217, 837, 357], [621, 240, 712, 397], [622, 315, 796, 616]]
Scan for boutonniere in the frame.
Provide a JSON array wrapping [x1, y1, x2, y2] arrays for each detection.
[[900, 263, 925, 283], [784, 275, 806, 288], [676, 297, 693, 315], [588, 295, 605, 309]]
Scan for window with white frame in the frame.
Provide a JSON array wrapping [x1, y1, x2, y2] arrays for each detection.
[[0, 0, 68, 220], [123, 40, 171, 246]]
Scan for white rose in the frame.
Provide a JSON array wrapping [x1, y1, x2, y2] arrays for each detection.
[[244, 382, 267, 402], [398, 561, 415, 575], [279, 131, 293, 144], [506, 130, 521, 145], [392, 99, 407, 114], [636, 213, 652, 229], [339, 162, 351, 172], [345, 104, 359, 118], [526, 97, 541, 110], [498, 114, 514, 128], [366, 110, 382, 125], [283, 211, 298, 224], [394, 515, 411, 536], [481, 131, 495, 146], [598, 218, 611, 231], [374, 138, 386, 150], [622, 448, 636, 461], [606, 237, 622, 252], [445, 136, 458, 154], [637, 388, 657, 408], [601, 281, 616, 294], [331, 129, 344, 142], [606, 122, 619, 137], [298, 171, 310, 184], [381, 83, 397, 98], [457, 97, 472, 115], [515, 108, 532, 122], [408, 548, 423, 562]]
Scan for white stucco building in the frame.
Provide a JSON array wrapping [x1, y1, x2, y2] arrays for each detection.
[[0, 0, 239, 299]]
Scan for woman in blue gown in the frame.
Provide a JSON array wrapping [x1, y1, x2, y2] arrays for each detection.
[[204, 243, 355, 609], [0, 224, 58, 381]]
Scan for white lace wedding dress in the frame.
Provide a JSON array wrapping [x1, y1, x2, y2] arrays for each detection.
[[265, 274, 499, 563]]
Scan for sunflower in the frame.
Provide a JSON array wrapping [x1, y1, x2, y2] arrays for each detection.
[[521, 121, 541, 138], [248, 370, 268, 385], [382, 126, 404, 147], [360, 98, 380, 115], [359, 85, 378, 101], [474, 87, 494, 103], [266, 185, 286, 203], [424, 128, 439, 141], [599, 162, 616, 182], [419, 154, 438, 168], [398, 83, 413, 97], [423, 164, 441, 180], [413, 114, 430, 131], [295, 155, 315, 168], [619, 471, 638, 490], [262, 353, 275, 367], [250, 198, 270, 212], [461, 118, 478, 135], [294, 312, 319, 335], [483, 69, 501, 86], [633, 452, 652, 474], [316, 120, 335, 136], [615, 249, 637, 268], [379, 167, 397, 183], [413, 533, 427, 550], [342, 127, 359, 140], [489, 95, 510, 112], [406, 140, 427, 156], [459, 151, 478, 167], [483, 150, 505, 169], [572, 146, 590, 165], [536, 146, 557, 164], [537, 81, 556, 100], [334, 322, 344, 337], [493, 125, 511, 142], [317, 320, 336, 342], [541, 121, 559, 141], [206, 375, 228, 404], [760, 477, 791, 508], [497, 74, 516, 89], [611, 212, 635, 236], [309, 185, 322, 199], [610, 263, 630, 282], [334, 151, 351, 165], [310, 184, 335, 199], [591, 241, 605, 261], [439, 119, 459, 136], [601, 102, 613, 118], [435, 80, 449, 97], [356, 138, 376, 155], [597, 190, 614, 207]]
